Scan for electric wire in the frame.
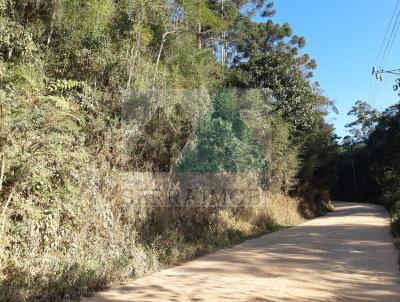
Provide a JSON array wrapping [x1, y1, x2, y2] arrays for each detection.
[[378, 1, 400, 69], [383, 14, 400, 68], [370, 0, 400, 105], [375, 0, 400, 67]]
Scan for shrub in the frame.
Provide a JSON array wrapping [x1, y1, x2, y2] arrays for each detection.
[[391, 200, 400, 238], [383, 191, 400, 212], [177, 90, 268, 173]]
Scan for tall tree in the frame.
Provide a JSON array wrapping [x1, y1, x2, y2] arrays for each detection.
[[346, 100, 380, 142]]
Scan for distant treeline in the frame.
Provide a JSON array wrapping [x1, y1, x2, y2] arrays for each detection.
[[334, 100, 400, 236]]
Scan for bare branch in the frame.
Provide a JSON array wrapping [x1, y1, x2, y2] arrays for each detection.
[[0, 158, 5, 193], [0, 190, 13, 240]]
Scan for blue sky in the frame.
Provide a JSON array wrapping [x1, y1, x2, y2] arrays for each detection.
[[256, 0, 400, 138]]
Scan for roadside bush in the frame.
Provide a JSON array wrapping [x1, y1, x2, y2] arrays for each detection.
[[391, 200, 400, 238], [177, 90, 268, 173], [0, 167, 313, 301], [382, 191, 400, 212]]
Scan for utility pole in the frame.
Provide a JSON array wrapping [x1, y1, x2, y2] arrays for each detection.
[[220, 0, 227, 66], [372, 67, 400, 96]]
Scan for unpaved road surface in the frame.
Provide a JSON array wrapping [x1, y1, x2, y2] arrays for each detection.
[[86, 202, 400, 302]]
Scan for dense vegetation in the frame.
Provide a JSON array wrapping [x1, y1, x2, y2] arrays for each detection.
[[177, 89, 268, 173], [0, 1, 337, 301], [334, 101, 400, 237]]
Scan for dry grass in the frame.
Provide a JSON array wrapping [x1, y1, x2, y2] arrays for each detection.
[[0, 173, 328, 302]]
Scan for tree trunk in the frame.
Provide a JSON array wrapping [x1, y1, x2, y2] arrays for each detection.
[[47, 10, 57, 45], [198, 22, 202, 50], [155, 30, 176, 78], [220, 0, 226, 65], [125, 31, 141, 94]]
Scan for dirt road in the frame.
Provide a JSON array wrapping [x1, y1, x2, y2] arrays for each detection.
[[86, 202, 400, 302]]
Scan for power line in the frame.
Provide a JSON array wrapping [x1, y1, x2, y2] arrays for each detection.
[[370, 79, 379, 106], [375, 0, 400, 67], [378, 1, 400, 68], [370, 0, 400, 104], [383, 13, 400, 68], [367, 75, 374, 104]]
